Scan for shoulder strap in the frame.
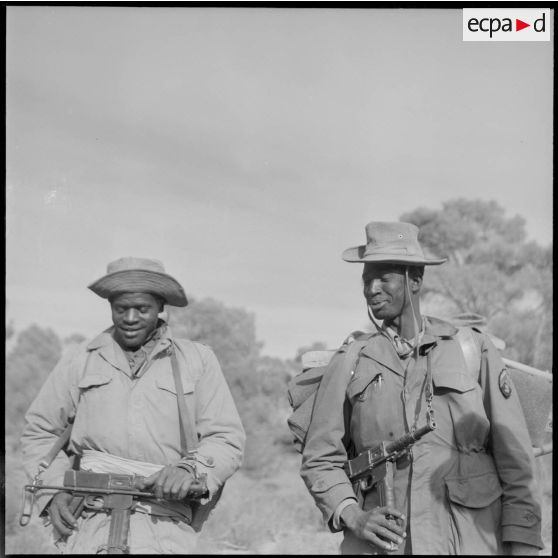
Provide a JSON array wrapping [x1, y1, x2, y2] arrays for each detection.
[[171, 339, 204, 457], [455, 326, 482, 381]]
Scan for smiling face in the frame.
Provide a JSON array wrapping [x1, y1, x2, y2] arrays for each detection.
[[362, 264, 408, 323], [110, 292, 164, 350], [362, 263, 423, 328]]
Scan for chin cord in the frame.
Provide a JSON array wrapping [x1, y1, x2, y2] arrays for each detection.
[[405, 267, 421, 357], [367, 304, 382, 332]]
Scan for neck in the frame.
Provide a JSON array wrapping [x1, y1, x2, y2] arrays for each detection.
[[386, 304, 422, 340]]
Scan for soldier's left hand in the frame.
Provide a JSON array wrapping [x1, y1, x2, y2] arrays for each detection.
[[138, 465, 195, 501]]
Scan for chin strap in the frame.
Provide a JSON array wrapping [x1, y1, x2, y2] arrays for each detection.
[[367, 304, 382, 332], [405, 267, 421, 357]]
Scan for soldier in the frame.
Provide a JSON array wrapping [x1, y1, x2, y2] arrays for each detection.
[[21, 257, 245, 554], [299, 222, 542, 555]]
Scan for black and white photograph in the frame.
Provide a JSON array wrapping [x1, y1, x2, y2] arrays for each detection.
[[5, 4, 553, 555]]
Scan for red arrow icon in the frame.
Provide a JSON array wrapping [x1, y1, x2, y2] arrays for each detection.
[[516, 19, 530, 31]]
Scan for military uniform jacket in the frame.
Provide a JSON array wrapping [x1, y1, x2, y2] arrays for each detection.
[[300, 317, 542, 554], [21, 326, 246, 519]]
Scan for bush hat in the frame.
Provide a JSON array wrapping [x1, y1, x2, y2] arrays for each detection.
[[342, 221, 447, 266], [88, 257, 188, 307]]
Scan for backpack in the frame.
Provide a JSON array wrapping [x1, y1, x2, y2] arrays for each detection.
[[286, 331, 371, 453], [286, 325, 553, 454]]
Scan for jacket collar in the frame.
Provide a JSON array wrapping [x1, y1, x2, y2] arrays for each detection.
[[86, 324, 175, 372], [360, 315, 458, 376]]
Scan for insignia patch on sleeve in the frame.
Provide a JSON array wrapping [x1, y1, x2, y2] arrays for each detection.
[[499, 369, 513, 398]]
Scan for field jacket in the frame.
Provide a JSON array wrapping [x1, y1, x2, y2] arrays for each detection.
[[300, 317, 542, 554], [21, 326, 245, 519]]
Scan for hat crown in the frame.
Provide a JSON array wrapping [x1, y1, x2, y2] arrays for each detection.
[[341, 221, 446, 265], [363, 222, 423, 258], [89, 256, 188, 307], [107, 257, 166, 275]]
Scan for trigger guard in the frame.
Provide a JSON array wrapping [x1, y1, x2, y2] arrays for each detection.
[[84, 495, 105, 510]]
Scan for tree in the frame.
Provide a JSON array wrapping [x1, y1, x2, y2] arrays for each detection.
[[6, 320, 15, 341], [401, 199, 552, 370], [5, 325, 63, 440], [168, 297, 263, 399], [64, 333, 87, 346]]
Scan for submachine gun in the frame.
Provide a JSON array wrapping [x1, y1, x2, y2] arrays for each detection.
[[20, 470, 209, 554], [344, 423, 435, 514]]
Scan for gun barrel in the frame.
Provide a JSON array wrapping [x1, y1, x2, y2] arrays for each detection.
[[385, 423, 435, 455], [24, 484, 157, 499], [346, 423, 436, 481]]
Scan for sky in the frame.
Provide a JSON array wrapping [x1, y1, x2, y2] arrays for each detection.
[[6, 6, 553, 359]]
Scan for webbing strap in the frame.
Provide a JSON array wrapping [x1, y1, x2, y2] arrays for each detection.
[[170, 342, 199, 456], [455, 326, 482, 381]]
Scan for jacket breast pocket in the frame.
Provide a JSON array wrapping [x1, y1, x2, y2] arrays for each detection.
[[347, 370, 383, 404], [78, 373, 113, 392], [156, 376, 195, 397], [75, 373, 116, 428], [154, 377, 197, 445], [433, 369, 477, 394], [433, 367, 490, 451]]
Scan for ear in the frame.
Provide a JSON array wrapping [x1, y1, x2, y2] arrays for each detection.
[[409, 273, 422, 294]]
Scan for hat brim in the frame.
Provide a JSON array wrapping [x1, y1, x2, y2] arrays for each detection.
[[88, 270, 188, 307], [342, 245, 447, 266]]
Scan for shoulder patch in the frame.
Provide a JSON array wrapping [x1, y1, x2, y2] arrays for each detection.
[[499, 368, 513, 398]]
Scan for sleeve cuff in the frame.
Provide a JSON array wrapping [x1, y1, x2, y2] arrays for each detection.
[[332, 498, 358, 531], [502, 525, 544, 550], [501, 507, 543, 549]]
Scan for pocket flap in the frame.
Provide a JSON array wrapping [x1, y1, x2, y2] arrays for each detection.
[[156, 375, 195, 395], [445, 471, 502, 508], [347, 370, 381, 400], [433, 368, 477, 393], [78, 373, 113, 389]]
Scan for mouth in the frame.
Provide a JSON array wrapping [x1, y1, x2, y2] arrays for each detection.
[[369, 300, 387, 309], [120, 328, 143, 337]]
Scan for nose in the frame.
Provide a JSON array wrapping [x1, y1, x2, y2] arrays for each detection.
[[123, 309, 139, 323], [365, 278, 382, 297]]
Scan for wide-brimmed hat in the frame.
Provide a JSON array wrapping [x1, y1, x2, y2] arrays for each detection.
[[88, 257, 188, 307], [342, 221, 447, 266]]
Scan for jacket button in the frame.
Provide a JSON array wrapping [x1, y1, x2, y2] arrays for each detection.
[[206, 456, 214, 466]]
